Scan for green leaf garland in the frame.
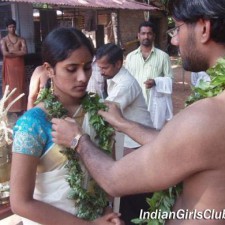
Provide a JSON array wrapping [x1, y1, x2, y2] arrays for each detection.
[[132, 56, 225, 225], [35, 91, 115, 220]]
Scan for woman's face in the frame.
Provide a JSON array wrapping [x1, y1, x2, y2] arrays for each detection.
[[51, 46, 93, 101]]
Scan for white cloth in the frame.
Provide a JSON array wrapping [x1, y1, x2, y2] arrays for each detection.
[[106, 67, 153, 148], [87, 58, 106, 98], [22, 166, 76, 225], [191, 71, 211, 87], [148, 77, 173, 130]]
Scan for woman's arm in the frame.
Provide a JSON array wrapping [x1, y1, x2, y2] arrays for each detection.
[[10, 153, 122, 225]]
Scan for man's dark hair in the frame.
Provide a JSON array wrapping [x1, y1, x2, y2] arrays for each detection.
[[5, 18, 16, 28], [169, 0, 225, 44], [138, 21, 156, 34], [96, 43, 123, 65]]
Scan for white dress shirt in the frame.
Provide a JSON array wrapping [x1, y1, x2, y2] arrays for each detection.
[[106, 66, 153, 148]]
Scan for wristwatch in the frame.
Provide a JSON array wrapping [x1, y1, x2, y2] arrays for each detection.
[[70, 133, 84, 150]]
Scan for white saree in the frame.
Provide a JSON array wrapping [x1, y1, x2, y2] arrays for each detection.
[[22, 112, 95, 225]]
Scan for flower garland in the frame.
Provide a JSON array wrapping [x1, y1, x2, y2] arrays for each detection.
[[35, 90, 115, 220], [132, 56, 225, 225]]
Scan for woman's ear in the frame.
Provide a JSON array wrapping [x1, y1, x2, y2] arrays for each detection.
[[43, 62, 54, 78]]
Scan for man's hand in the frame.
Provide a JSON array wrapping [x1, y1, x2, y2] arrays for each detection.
[[51, 117, 83, 148], [144, 78, 155, 89], [92, 212, 124, 225], [27, 65, 49, 109], [98, 101, 126, 132]]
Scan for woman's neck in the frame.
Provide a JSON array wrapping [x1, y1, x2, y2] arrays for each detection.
[[55, 93, 83, 117]]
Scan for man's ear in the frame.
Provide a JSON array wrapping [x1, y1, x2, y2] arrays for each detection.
[[115, 60, 123, 69], [137, 32, 141, 41], [199, 19, 211, 44], [43, 62, 54, 78]]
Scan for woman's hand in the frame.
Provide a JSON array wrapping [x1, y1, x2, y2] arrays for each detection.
[[92, 212, 125, 225]]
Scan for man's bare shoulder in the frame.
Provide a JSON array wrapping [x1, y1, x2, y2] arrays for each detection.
[[0, 37, 6, 43], [164, 94, 225, 159], [141, 95, 225, 189], [17, 36, 26, 42]]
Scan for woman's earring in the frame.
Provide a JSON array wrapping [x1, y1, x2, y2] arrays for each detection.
[[50, 79, 54, 94]]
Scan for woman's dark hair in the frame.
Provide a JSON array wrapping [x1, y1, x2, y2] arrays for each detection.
[[96, 43, 123, 65], [42, 27, 95, 67], [138, 21, 156, 34], [5, 18, 16, 28], [169, 0, 225, 44]]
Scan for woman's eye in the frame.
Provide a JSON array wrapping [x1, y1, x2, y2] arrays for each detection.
[[67, 67, 77, 73], [84, 65, 92, 71]]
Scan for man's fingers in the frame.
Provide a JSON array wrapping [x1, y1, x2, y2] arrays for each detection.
[[64, 117, 76, 123]]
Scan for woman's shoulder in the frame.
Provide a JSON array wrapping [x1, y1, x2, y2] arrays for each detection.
[[21, 107, 46, 120], [13, 107, 50, 157], [14, 107, 48, 131]]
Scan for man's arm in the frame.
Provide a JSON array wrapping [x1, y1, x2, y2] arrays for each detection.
[[163, 53, 173, 79], [51, 102, 158, 148], [0, 39, 12, 57], [98, 102, 158, 145], [52, 102, 215, 197], [10, 38, 27, 56]]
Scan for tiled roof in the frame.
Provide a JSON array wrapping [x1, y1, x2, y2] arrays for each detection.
[[2, 0, 159, 10]]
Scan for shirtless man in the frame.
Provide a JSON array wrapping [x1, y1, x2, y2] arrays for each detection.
[[1, 18, 27, 113], [31, 0, 225, 224]]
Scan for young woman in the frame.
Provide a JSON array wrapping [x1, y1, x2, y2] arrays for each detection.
[[10, 27, 122, 225]]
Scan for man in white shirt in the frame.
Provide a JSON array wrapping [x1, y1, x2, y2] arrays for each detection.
[[125, 21, 173, 130], [96, 43, 153, 151], [95, 43, 153, 224]]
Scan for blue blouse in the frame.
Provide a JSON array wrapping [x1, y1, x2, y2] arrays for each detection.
[[13, 107, 53, 157]]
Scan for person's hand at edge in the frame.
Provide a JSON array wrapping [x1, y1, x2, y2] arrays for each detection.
[[92, 212, 124, 225], [98, 101, 127, 132]]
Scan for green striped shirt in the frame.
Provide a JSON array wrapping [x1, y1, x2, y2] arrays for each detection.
[[125, 46, 173, 101]]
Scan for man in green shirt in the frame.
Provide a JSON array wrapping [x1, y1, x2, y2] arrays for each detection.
[[125, 21, 173, 130]]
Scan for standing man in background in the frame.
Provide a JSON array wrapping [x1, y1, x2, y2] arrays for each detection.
[[95, 43, 153, 225], [95, 43, 153, 154], [0, 18, 27, 115], [125, 21, 173, 130]]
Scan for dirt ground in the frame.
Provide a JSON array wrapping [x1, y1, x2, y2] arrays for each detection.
[[171, 57, 192, 115]]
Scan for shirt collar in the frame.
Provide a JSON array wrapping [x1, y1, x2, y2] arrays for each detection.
[[110, 67, 124, 84], [136, 46, 155, 60]]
